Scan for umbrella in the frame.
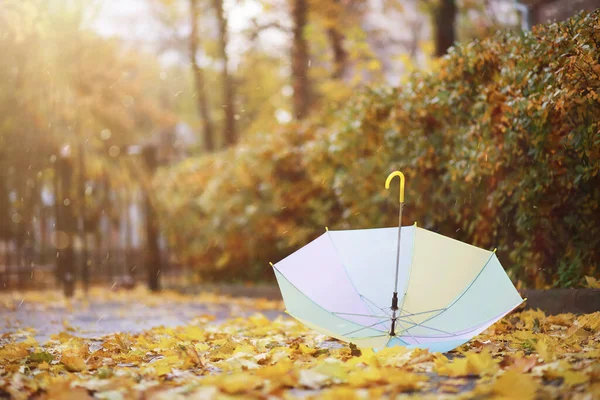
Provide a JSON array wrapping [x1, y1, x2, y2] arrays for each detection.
[[272, 171, 524, 353]]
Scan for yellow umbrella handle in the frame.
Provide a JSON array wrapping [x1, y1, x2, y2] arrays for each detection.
[[385, 171, 405, 203], [385, 170, 406, 332]]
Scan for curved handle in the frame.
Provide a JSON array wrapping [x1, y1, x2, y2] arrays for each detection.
[[385, 171, 405, 203]]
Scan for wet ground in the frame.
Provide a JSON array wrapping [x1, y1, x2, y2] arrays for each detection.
[[0, 288, 284, 343]]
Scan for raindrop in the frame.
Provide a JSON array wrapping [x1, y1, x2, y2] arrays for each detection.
[[275, 109, 292, 124], [281, 85, 293, 97], [100, 129, 112, 140], [11, 213, 22, 224], [63, 198, 71, 206], [60, 144, 71, 157], [50, 231, 70, 250], [108, 146, 120, 158]]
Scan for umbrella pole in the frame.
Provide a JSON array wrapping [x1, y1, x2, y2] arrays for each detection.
[[390, 202, 403, 336], [385, 171, 406, 337]]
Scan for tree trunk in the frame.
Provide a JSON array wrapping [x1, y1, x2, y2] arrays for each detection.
[[291, 0, 311, 119], [78, 143, 89, 292], [434, 0, 457, 57], [189, 0, 215, 151], [327, 27, 347, 79], [53, 161, 61, 284], [326, 0, 348, 80], [56, 157, 76, 298], [123, 187, 132, 279], [100, 172, 113, 283], [212, 0, 237, 146], [142, 145, 161, 292], [0, 153, 10, 289]]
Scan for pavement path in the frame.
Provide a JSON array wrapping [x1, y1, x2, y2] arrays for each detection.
[[0, 288, 284, 343]]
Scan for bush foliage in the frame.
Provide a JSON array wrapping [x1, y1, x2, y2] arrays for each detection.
[[155, 11, 600, 288]]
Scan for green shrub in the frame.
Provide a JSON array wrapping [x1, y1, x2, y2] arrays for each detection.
[[155, 11, 600, 288]]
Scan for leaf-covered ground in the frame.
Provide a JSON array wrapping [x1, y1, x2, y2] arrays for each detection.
[[0, 289, 598, 399]]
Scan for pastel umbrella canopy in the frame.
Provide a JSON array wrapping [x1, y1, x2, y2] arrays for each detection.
[[272, 172, 524, 353]]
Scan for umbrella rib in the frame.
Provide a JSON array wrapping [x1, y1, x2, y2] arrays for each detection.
[[361, 296, 392, 317], [403, 251, 497, 335], [333, 311, 390, 331], [332, 311, 390, 319], [359, 296, 397, 330], [342, 320, 391, 337], [359, 295, 382, 318], [395, 311, 454, 336], [273, 266, 386, 334], [395, 320, 420, 344], [325, 231, 379, 317], [403, 321, 453, 336], [395, 308, 447, 319], [396, 309, 423, 341]]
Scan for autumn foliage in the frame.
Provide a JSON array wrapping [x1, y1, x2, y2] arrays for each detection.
[[155, 11, 600, 288], [0, 290, 598, 398]]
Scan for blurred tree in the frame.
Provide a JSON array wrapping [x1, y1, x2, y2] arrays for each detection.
[[212, 0, 237, 146], [434, 0, 457, 56], [291, 0, 311, 119], [189, 0, 216, 151], [0, 0, 174, 292], [0, 151, 10, 290], [324, 1, 348, 80]]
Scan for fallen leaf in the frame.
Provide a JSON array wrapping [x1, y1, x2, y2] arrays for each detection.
[[492, 369, 538, 400], [61, 352, 87, 372]]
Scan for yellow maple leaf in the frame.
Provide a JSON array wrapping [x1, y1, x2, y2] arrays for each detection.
[[217, 373, 263, 394], [254, 359, 298, 388], [298, 343, 316, 356], [384, 369, 428, 390], [466, 350, 499, 376], [179, 326, 206, 341], [347, 367, 383, 387], [535, 338, 555, 362], [313, 359, 348, 381], [436, 356, 470, 377], [0, 344, 29, 362], [22, 335, 38, 348], [37, 361, 50, 371], [61, 352, 87, 372], [562, 371, 590, 387], [45, 381, 92, 400], [584, 276, 600, 288], [435, 351, 498, 377], [493, 370, 538, 400]]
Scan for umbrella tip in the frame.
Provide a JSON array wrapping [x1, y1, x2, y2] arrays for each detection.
[[269, 262, 274, 267], [493, 248, 497, 253], [414, 221, 417, 227], [325, 226, 329, 232]]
